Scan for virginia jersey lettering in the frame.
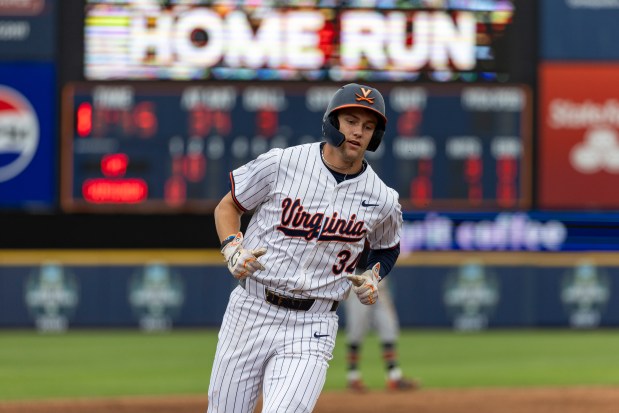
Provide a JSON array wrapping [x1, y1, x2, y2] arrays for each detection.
[[277, 197, 367, 242]]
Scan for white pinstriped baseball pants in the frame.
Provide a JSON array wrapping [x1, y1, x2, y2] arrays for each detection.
[[207, 285, 339, 413]]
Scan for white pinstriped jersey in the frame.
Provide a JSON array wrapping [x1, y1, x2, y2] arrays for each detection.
[[230, 142, 403, 301]]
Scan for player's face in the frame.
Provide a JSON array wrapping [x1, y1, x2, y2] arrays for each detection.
[[336, 108, 378, 161]]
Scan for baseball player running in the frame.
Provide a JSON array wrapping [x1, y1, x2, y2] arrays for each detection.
[[207, 83, 403, 413], [345, 244, 420, 392]]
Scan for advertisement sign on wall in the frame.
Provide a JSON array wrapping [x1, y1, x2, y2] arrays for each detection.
[[0, 63, 55, 209], [2, 259, 618, 330], [402, 211, 619, 252], [541, 0, 619, 60], [0, 263, 235, 330], [539, 63, 619, 209], [0, 0, 56, 60]]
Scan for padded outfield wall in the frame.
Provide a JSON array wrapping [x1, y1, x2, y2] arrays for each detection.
[[0, 250, 617, 332]]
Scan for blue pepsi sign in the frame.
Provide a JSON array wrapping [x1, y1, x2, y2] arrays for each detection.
[[0, 63, 55, 209]]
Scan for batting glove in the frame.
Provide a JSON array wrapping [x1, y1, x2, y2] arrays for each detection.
[[346, 263, 381, 305], [221, 232, 267, 280]]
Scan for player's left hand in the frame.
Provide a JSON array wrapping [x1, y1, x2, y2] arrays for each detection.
[[346, 263, 380, 305], [221, 232, 267, 280]]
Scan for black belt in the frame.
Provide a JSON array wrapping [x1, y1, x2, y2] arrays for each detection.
[[265, 288, 339, 312], [238, 280, 338, 311]]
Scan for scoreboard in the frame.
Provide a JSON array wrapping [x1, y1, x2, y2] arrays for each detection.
[[61, 82, 531, 213]]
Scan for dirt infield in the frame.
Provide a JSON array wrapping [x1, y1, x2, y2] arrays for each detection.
[[1, 387, 619, 413]]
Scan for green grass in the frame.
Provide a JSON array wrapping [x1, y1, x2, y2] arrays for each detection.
[[328, 330, 619, 390], [0, 330, 216, 400], [1, 329, 619, 401]]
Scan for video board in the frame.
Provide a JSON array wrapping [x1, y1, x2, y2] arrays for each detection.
[[84, 0, 518, 82], [61, 82, 531, 213]]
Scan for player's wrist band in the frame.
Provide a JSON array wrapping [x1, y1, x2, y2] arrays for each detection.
[[220, 234, 237, 250]]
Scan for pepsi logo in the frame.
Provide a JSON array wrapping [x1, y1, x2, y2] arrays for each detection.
[[0, 85, 39, 182]]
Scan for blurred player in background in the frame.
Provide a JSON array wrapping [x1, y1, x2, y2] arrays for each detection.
[[345, 244, 421, 392], [208, 83, 403, 412]]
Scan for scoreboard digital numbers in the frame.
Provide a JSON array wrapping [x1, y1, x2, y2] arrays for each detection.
[[61, 82, 531, 213]]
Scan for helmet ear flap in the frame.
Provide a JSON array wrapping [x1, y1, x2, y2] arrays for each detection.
[[328, 113, 339, 130], [366, 128, 384, 152], [322, 112, 345, 147]]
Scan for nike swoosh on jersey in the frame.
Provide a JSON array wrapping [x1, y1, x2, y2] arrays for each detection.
[[361, 200, 379, 207], [313, 332, 329, 338]]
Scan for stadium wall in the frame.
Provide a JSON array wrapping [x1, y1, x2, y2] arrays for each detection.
[[1, 250, 617, 331]]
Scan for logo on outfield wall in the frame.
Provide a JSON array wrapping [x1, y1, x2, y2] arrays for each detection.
[[443, 261, 499, 331], [561, 260, 610, 328], [24, 262, 79, 332], [129, 262, 184, 331], [0, 85, 40, 183]]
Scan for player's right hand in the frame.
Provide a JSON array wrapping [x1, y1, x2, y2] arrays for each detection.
[[221, 232, 267, 279]]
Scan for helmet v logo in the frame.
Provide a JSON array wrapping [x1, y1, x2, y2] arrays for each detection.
[[355, 88, 375, 104]]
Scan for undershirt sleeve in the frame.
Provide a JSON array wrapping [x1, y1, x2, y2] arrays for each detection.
[[355, 242, 401, 280]]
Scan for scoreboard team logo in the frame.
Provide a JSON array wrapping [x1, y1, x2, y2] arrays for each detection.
[[0, 85, 40, 183]]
